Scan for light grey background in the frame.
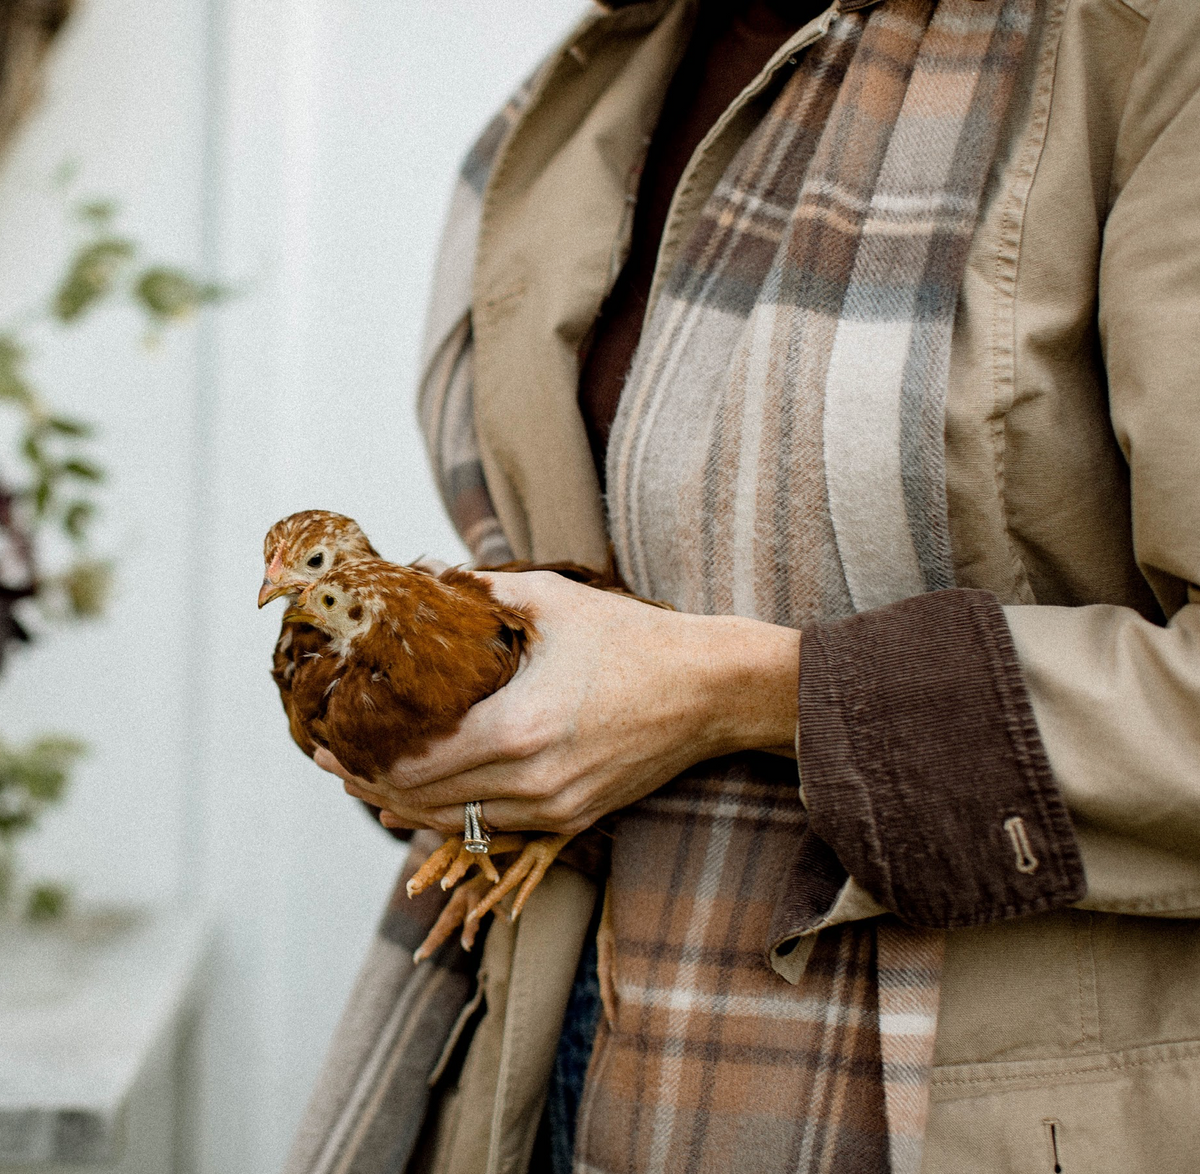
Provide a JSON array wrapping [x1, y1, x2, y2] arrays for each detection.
[[0, 1, 581, 1169]]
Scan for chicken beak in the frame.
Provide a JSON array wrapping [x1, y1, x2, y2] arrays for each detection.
[[281, 583, 319, 626], [258, 578, 291, 608], [257, 543, 289, 608], [282, 605, 319, 626]]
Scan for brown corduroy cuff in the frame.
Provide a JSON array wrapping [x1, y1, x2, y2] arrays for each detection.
[[790, 588, 1086, 930]]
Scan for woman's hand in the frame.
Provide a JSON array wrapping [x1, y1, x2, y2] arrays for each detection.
[[314, 570, 800, 835]]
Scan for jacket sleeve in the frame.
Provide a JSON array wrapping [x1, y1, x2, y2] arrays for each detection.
[[771, 0, 1200, 961], [999, 0, 1200, 915], [796, 590, 1085, 929]]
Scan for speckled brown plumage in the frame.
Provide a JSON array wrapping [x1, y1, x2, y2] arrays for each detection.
[[259, 511, 379, 759], [284, 558, 536, 781], [261, 509, 380, 572]]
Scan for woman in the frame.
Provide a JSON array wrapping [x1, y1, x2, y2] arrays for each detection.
[[289, 1, 1200, 1171]]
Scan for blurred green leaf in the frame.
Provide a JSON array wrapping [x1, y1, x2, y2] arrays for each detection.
[[62, 500, 95, 541], [20, 431, 46, 467], [26, 882, 70, 921], [61, 559, 112, 617], [33, 476, 52, 516], [46, 416, 93, 438], [53, 237, 135, 322], [0, 377, 35, 406], [77, 199, 117, 226], [133, 266, 226, 322], [61, 458, 102, 482], [30, 735, 88, 759], [0, 811, 34, 836], [19, 764, 67, 802], [0, 736, 83, 819], [0, 335, 33, 405]]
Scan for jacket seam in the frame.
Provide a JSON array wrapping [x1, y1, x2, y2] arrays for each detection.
[[1072, 912, 1100, 1046], [983, 597, 1083, 890], [932, 1040, 1200, 1089], [1078, 887, 1200, 917], [1112, 0, 1155, 25], [988, 0, 1069, 607]]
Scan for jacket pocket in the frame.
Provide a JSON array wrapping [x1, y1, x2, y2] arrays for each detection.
[[922, 1039, 1200, 1173]]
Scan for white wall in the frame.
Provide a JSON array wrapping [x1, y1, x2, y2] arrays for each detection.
[[0, 1, 580, 1171]]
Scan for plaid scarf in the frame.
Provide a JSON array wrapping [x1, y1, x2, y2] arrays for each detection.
[[597, 3, 1030, 1170], [288, 2, 1031, 1171]]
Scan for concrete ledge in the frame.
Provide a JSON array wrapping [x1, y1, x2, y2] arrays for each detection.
[[0, 908, 210, 1165]]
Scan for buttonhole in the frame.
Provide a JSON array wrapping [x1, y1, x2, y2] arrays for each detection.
[[1004, 815, 1039, 874], [1043, 1118, 1063, 1173]]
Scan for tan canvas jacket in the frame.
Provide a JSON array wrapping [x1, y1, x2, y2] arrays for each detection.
[[416, 0, 1200, 1169]]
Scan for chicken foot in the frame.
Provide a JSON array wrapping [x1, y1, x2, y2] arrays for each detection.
[[406, 833, 526, 898], [464, 833, 573, 932], [413, 873, 495, 963]]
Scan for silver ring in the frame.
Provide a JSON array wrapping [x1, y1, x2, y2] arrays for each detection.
[[463, 801, 491, 854]]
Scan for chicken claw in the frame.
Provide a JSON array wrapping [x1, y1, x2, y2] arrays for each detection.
[[413, 874, 495, 963], [440, 832, 525, 889], [406, 833, 527, 898], [466, 833, 572, 930], [441, 844, 498, 889], [406, 836, 465, 898]]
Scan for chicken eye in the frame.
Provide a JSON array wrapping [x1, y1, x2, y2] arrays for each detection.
[[307, 552, 325, 569], [322, 594, 335, 608]]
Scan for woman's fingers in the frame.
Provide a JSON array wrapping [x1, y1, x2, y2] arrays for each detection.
[[408, 799, 589, 838], [319, 751, 419, 814], [340, 778, 446, 831], [388, 754, 536, 809], [320, 742, 533, 834], [313, 719, 516, 804], [313, 747, 354, 780], [378, 810, 420, 832], [358, 765, 599, 836], [380, 691, 524, 788]]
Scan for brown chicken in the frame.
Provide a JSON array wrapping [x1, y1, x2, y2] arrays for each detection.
[[279, 556, 572, 958], [259, 509, 658, 961], [257, 510, 380, 755]]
